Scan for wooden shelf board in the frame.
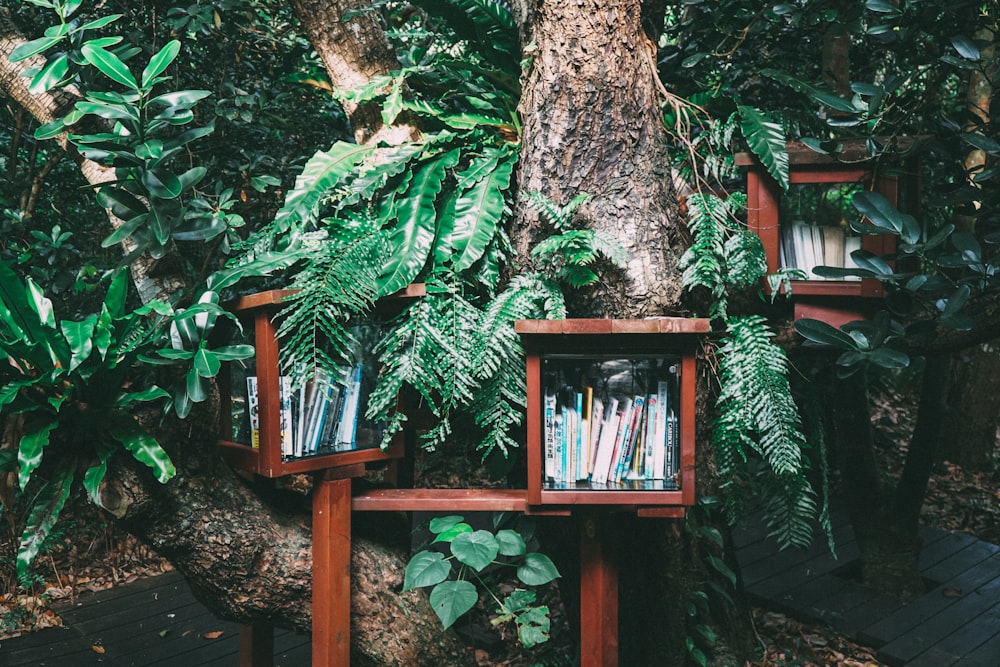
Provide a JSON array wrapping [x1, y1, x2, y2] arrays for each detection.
[[352, 488, 529, 512], [515, 318, 710, 335]]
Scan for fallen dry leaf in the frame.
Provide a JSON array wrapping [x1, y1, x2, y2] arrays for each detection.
[[203, 630, 224, 639]]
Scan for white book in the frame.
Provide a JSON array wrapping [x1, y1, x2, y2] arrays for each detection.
[[246, 376, 260, 449], [653, 380, 668, 480], [643, 394, 657, 480], [334, 365, 363, 450], [588, 398, 604, 477], [590, 398, 619, 484], [544, 390, 557, 481], [279, 376, 294, 458]]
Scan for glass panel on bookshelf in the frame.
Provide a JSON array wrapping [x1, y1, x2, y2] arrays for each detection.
[[230, 325, 386, 461], [541, 354, 682, 492], [779, 181, 863, 281]]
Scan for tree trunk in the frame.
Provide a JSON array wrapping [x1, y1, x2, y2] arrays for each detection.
[[98, 394, 474, 666], [286, 0, 421, 146], [940, 343, 1000, 471], [512, 1, 751, 662], [513, 0, 685, 318], [826, 357, 949, 601]]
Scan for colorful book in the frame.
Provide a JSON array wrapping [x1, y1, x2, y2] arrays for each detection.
[[544, 390, 557, 482], [590, 398, 619, 484], [246, 376, 260, 449]]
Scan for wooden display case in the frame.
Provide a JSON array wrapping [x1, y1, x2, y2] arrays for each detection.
[[516, 318, 709, 509], [218, 290, 403, 478], [737, 141, 918, 300]]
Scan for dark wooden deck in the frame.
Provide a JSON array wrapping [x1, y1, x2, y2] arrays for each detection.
[[0, 571, 310, 666], [734, 510, 1000, 666], [3, 511, 999, 667]]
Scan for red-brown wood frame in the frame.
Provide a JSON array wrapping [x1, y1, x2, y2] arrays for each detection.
[[217, 290, 404, 478], [517, 319, 708, 509]]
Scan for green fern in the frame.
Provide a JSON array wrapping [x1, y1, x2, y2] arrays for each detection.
[[714, 315, 816, 549]]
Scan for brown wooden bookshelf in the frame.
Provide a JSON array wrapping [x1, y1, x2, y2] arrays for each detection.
[[217, 289, 405, 478], [516, 318, 709, 510], [737, 140, 920, 301]]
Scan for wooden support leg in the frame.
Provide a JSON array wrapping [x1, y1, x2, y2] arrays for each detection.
[[312, 477, 353, 666], [239, 624, 274, 667], [579, 513, 618, 667]]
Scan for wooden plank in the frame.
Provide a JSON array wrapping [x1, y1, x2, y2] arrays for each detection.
[[905, 599, 1000, 667], [878, 575, 1000, 664], [922, 539, 1000, 583], [352, 488, 529, 512], [863, 553, 1000, 646], [514, 318, 709, 335], [579, 514, 618, 667], [953, 630, 1000, 666], [312, 478, 352, 667]]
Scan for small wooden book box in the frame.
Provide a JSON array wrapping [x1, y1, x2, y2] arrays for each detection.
[[217, 289, 403, 478], [516, 318, 709, 512]]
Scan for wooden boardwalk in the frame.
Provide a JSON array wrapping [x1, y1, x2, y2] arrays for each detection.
[[734, 512, 1000, 666], [0, 571, 310, 666]]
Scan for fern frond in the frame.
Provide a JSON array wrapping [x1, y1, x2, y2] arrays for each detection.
[[723, 231, 767, 289], [679, 192, 729, 317], [275, 229, 388, 379]]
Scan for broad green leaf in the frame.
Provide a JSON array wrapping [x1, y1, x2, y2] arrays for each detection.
[[101, 212, 148, 248], [186, 367, 209, 402], [273, 142, 374, 233], [495, 529, 526, 556], [81, 43, 139, 90], [17, 461, 73, 580], [116, 385, 170, 407], [211, 344, 255, 361], [148, 90, 213, 109], [74, 100, 140, 124], [34, 118, 65, 140], [428, 580, 477, 629], [432, 522, 473, 543], [111, 424, 175, 483], [737, 105, 789, 191], [141, 40, 181, 89], [25, 277, 55, 328], [951, 35, 980, 61], [28, 54, 69, 94], [143, 170, 183, 199], [97, 187, 148, 219], [963, 133, 1000, 155], [77, 13, 124, 31], [515, 605, 551, 648], [18, 422, 57, 491], [794, 318, 860, 349], [452, 530, 500, 571], [204, 251, 302, 292], [865, 347, 911, 369], [429, 515, 466, 533], [9, 36, 63, 62], [83, 445, 114, 505], [852, 191, 919, 243], [516, 553, 560, 586], [451, 154, 514, 271], [60, 315, 97, 371], [402, 550, 451, 591], [193, 347, 221, 377], [378, 150, 462, 294]]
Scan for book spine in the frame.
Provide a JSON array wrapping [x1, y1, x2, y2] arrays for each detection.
[[607, 398, 633, 485], [335, 365, 363, 451], [575, 391, 585, 482], [615, 396, 644, 483], [588, 398, 604, 479], [643, 394, 657, 480], [246, 376, 260, 449], [544, 390, 557, 482], [653, 380, 668, 480], [591, 398, 618, 484], [279, 376, 293, 458], [553, 413, 564, 484]]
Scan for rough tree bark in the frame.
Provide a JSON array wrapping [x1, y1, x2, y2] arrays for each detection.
[[511, 0, 752, 662]]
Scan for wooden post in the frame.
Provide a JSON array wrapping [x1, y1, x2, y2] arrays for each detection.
[[312, 477, 353, 666], [239, 624, 274, 667], [579, 513, 618, 667]]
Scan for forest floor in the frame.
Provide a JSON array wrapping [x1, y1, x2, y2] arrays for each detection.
[[2, 384, 998, 666]]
